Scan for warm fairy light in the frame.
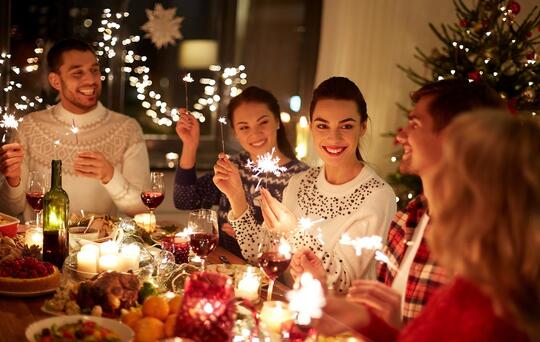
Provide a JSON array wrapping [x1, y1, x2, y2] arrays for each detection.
[[339, 234, 383, 256], [286, 273, 326, 326], [246, 147, 287, 190], [278, 237, 292, 259]]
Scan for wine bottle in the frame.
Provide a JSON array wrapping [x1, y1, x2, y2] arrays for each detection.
[[42, 160, 69, 269]]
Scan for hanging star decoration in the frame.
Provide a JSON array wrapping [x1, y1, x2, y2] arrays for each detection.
[[141, 3, 184, 49]]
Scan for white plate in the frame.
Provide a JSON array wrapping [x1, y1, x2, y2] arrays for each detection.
[[26, 315, 134, 342]]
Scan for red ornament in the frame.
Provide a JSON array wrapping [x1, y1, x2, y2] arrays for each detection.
[[468, 70, 481, 81], [508, 1, 521, 14], [459, 19, 468, 27]]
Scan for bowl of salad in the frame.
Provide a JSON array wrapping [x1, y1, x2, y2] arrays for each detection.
[[26, 315, 134, 342]]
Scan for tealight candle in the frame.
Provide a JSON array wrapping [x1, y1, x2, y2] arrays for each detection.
[[100, 241, 118, 256], [120, 244, 140, 272], [77, 250, 97, 274], [24, 227, 43, 250], [235, 267, 261, 302], [98, 254, 120, 272], [259, 301, 293, 334]]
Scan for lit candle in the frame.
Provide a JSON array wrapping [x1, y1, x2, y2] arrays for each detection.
[[77, 250, 97, 274], [100, 241, 118, 256], [120, 244, 140, 272], [259, 301, 293, 333], [98, 254, 120, 272], [235, 267, 260, 302], [134, 213, 156, 233], [25, 228, 43, 249]]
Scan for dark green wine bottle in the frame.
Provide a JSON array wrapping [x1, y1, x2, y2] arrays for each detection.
[[42, 160, 69, 269]]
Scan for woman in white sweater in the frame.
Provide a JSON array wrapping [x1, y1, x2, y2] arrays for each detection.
[[216, 77, 396, 293]]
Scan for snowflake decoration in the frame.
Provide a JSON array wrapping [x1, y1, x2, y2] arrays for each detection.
[[246, 147, 287, 190], [141, 3, 184, 49]]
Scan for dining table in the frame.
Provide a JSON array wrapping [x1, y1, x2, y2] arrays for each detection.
[[0, 246, 289, 342]]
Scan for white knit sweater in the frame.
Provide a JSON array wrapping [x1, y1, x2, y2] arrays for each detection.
[[0, 102, 149, 219], [229, 165, 396, 293]]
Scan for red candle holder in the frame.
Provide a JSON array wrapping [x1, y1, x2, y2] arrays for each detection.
[[161, 235, 190, 264], [175, 271, 236, 342]]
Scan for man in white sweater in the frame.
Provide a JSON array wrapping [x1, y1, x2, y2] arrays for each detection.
[[0, 39, 149, 219]]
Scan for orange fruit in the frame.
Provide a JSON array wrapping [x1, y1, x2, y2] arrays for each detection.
[[142, 296, 170, 321], [133, 317, 165, 342], [122, 309, 143, 329], [168, 295, 183, 314], [164, 314, 178, 337]]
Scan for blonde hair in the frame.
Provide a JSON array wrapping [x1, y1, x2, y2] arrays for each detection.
[[429, 110, 540, 339]]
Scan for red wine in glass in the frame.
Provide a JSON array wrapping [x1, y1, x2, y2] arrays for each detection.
[[189, 232, 218, 257], [258, 252, 292, 281], [26, 191, 44, 211], [140, 191, 164, 210]]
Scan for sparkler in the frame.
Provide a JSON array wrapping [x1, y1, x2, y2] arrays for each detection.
[[298, 217, 324, 232], [339, 234, 383, 256], [0, 113, 23, 144], [286, 272, 326, 326], [182, 72, 194, 112], [70, 119, 79, 145], [374, 250, 399, 272], [246, 147, 287, 190], [278, 237, 292, 259], [218, 116, 227, 154]]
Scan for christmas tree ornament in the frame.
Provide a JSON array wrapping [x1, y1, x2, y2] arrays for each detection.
[[141, 3, 184, 49]]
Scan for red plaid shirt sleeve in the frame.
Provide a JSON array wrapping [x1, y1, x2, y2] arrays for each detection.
[[376, 195, 449, 324]]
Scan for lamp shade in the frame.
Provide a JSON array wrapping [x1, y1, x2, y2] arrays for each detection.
[[178, 40, 219, 69]]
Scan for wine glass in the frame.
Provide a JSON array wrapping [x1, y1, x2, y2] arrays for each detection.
[[141, 171, 165, 227], [258, 230, 292, 301], [187, 209, 218, 270], [26, 170, 48, 227]]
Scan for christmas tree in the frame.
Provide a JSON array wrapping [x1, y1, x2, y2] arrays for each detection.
[[390, 0, 540, 208]]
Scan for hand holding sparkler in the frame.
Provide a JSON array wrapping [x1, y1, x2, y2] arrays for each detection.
[[212, 154, 248, 217], [73, 151, 114, 184], [260, 187, 297, 235], [290, 249, 327, 287], [347, 279, 403, 329], [0, 142, 24, 187], [318, 295, 370, 337]]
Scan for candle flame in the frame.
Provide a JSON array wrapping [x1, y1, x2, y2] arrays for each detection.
[[286, 272, 326, 325]]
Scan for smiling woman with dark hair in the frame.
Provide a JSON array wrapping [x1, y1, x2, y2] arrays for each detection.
[[219, 77, 396, 292], [173, 86, 307, 257]]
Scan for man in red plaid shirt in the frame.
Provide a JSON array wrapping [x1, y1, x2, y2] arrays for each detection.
[[345, 79, 504, 329]]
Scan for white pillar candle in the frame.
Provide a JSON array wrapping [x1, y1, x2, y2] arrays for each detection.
[[235, 269, 260, 301], [98, 255, 120, 272], [77, 250, 98, 274], [81, 244, 100, 256], [100, 241, 118, 256], [120, 244, 140, 272], [259, 301, 292, 333]]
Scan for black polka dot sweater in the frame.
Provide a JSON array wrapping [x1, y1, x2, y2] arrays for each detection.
[[229, 165, 396, 293], [174, 151, 308, 256]]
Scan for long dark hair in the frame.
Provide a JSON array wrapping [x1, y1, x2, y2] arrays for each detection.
[[227, 86, 296, 160], [309, 77, 368, 161]]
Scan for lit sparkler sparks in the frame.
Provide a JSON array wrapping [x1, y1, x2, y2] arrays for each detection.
[[374, 250, 399, 272], [0, 113, 23, 143], [218, 116, 227, 154], [298, 217, 325, 231], [339, 234, 383, 256], [70, 119, 79, 145], [278, 237, 292, 259], [246, 147, 287, 190], [182, 73, 194, 112], [286, 273, 326, 326]]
